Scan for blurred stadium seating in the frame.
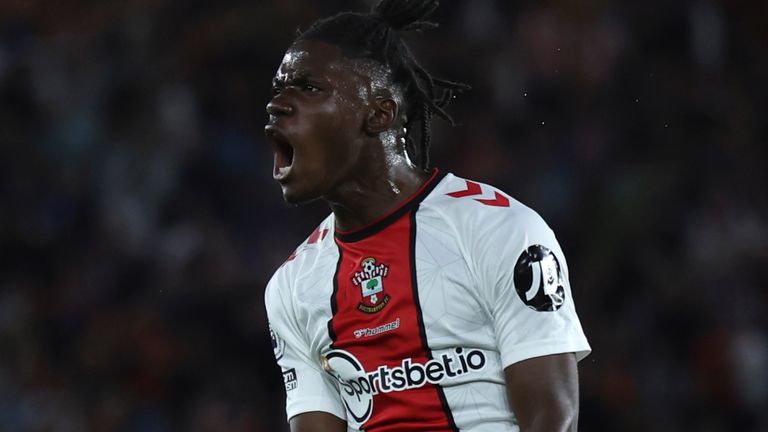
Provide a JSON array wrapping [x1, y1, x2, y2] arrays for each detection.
[[0, 0, 766, 430]]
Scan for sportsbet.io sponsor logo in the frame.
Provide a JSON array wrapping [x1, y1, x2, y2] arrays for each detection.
[[323, 348, 487, 428]]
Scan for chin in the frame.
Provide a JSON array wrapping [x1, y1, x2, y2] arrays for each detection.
[[281, 184, 322, 206]]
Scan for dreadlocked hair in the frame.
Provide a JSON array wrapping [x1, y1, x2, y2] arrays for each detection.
[[295, 0, 470, 170]]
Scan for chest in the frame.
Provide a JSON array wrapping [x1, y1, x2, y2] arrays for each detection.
[[294, 219, 492, 362]]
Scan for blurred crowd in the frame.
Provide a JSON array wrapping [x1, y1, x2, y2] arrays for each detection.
[[1, 0, 766, 431]]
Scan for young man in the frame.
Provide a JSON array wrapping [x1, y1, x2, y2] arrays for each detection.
[[264, 1, 590, 431]]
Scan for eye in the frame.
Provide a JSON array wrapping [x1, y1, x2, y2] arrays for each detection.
[[271, 86, 283, 96], [302, 83, 320, 92]]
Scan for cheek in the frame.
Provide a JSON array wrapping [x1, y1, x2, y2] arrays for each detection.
[[311, 97, 365, 141]]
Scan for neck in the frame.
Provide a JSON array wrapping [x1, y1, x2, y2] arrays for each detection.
[[327, 162, 431, 233]]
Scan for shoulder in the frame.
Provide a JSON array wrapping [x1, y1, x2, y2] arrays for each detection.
[[422, 172, 552, 241], [265, 214, 336, 312]]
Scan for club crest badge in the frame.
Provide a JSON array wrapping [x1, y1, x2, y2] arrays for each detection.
[[352, 257, 390, 314]]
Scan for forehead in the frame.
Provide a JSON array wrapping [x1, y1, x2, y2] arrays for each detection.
[[276, 40, 354, 78], [275, 40, 393, 89]]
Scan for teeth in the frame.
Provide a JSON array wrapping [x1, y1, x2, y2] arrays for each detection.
[[268, 127, 294, 180], [274, 164, 291, 180]]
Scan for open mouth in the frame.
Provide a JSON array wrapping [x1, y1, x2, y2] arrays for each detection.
[[265, 126, 294, 180]]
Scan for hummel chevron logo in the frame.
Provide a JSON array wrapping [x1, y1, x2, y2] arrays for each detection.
[[446, 180, 510, 207], [286, 226, 329, 262], [307, 226, 329, 245]]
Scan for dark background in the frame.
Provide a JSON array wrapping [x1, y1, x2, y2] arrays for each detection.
[[1, 0, 766, 430]]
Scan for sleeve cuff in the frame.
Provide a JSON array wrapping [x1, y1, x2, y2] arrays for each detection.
[[286, 396, 347, 423], [500, 338, 592, 369]]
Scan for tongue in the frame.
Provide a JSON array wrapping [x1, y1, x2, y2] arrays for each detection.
[[274, 149, 292, 178]]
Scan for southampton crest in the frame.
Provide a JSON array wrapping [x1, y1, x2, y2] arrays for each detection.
[[352, 257, 390, 314]]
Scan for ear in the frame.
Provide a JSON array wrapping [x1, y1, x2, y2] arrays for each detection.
[[365, 96, 398, 135]]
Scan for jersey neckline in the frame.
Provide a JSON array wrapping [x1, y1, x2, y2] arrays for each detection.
[[334, 168, 446, 243]]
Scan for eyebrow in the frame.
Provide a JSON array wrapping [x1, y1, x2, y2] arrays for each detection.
[[272, 73, 317, 86]]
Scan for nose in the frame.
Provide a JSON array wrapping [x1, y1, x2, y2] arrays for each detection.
[[266, 97, 293, 117]]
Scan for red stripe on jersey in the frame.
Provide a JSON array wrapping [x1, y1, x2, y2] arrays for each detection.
[[330, 210, 456, 431]]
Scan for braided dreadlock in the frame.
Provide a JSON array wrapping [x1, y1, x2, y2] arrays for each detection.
[[295, 0, 470, 170]]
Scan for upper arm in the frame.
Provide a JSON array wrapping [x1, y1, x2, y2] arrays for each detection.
[[290, 411, 347, 432], [265, 278, 347, 426], [471, 206, 591, 367], [504, 353, 579, 432], [465, 202, 589, 429]]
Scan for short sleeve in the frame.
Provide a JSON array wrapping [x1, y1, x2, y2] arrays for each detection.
[[265, 278, 347, 422], [471, 206, 591, 368]]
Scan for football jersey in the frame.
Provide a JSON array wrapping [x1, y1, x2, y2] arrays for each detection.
[[265, 170, 591, 432]]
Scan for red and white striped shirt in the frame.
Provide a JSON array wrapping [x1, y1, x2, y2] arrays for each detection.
[[266, 170, 590, 431]]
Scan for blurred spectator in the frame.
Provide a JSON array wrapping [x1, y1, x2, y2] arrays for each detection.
[[0, 0, 766, 430]]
